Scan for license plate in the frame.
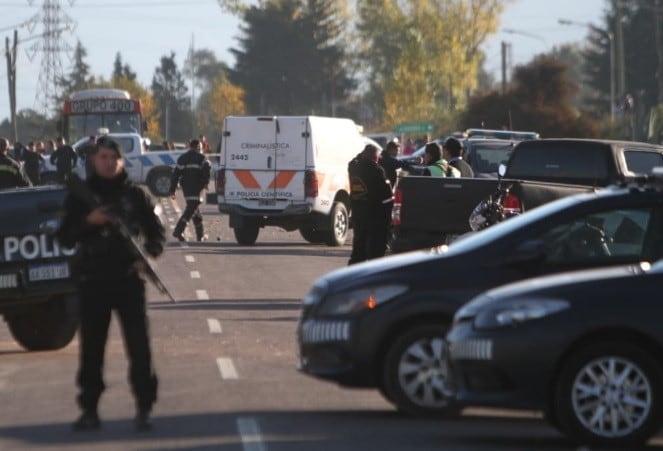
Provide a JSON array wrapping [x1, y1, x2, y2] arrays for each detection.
[[28, 262, 70, 281], [258, 199, 276, 206]]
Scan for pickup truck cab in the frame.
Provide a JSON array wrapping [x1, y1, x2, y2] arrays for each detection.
[[41, 133, 185, 197]]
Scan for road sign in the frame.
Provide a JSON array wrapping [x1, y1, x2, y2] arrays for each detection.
[[395, 122, 435, 134]]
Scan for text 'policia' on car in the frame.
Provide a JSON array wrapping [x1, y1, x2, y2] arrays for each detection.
[[297, 170, 663, 417]]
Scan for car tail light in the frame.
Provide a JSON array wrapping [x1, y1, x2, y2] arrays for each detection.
[[392, 187, 403, 226], [502, 192, 522, 215], [305, 170, 319, 198], [216, 169, 226, 197]]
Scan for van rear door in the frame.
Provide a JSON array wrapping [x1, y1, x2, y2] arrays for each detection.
[[223, 116, 306, 209]]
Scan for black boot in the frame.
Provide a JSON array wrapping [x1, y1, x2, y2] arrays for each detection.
[[195, 224, 206, 242], [172, 220, 186, 242], [134, 410, 152, 432], [72, 410, 101, 431]]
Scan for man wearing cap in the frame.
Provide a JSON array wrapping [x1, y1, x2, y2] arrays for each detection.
[[50, 136, 78, 183], [379, 140, 422, 188], [0, 138, 31, 189], [169, 139, 211, 242], [442, 137, 474, 178], [58, 137, 165, 432]]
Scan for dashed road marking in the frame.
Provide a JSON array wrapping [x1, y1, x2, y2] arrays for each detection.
[[179, 242, 189, 249], [216, 358, 238, 379], [190, 271, 201, 279], [237, 417, 266, 451], [185, 255, 195, 263], [207, 318, 222, 334], [196, 289, 209, 300]]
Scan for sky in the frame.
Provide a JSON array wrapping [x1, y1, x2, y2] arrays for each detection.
[[0, 0, 609, 125]]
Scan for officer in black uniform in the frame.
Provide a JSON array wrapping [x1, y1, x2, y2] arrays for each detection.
[[169, 139, 211, 242], [348, 144, 393, 265], [20, 141, 44, 185], [0, 138, 31, 189], [50, 136, 78, 183], [57, 137, 165, 432]]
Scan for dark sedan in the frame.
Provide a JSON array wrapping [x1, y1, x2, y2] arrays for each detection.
[[297, 180, 663, 416], [447, 259, 663, 447]]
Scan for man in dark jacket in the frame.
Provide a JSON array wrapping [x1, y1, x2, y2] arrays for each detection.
[[379, 140, 422, 188], [57, 137, 165, 432], [169, 139, 211, 241], [348, 144, 393, 265], [21, 141, 44, 185], [442, 137, 474, 178], [50, 136, 78, 182], [0, 138, 31, 189]]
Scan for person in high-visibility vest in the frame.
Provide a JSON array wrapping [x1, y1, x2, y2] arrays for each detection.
[[422, 142, 460, 177]]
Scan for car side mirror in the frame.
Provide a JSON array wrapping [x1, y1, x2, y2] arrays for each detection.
[[498, 163, 507, 178], [506, 239, 546, 265]]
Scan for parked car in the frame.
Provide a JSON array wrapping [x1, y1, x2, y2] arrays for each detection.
[[297, 177, 663, 417], [448, 258, 663, 447]]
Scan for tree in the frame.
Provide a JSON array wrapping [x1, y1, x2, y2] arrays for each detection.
[[56, 40, 94, 104], [0, 109, 57, 143], [196, 77, 246, 142], [182, 49, 229, 95], [151, 52, 192, 140], [112, 52, 137, 82], [460, 56, 599, 138]]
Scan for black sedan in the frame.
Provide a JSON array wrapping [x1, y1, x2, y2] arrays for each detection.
[[297, 180, 663, 417], [447, 259, 663, 447]]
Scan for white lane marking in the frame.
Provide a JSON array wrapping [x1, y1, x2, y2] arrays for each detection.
[[190, 271, 201, 279], [179, 242, 189, 249], [216, 358, 238, 379], [185, 255, 195, 263], [196, 289, 209, 300], [207, 318, 222, 334], [237, 417, 266, 451]]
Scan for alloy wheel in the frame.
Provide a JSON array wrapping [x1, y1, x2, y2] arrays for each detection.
[[397, 337, 453, 408]]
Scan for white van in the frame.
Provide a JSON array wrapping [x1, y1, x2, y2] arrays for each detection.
[[215, 116, 365, 246]]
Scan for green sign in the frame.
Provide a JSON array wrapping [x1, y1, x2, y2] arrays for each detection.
[[395, 122, 435, 134]]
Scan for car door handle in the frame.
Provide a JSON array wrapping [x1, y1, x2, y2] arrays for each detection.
[[267, 156, 272, 169]]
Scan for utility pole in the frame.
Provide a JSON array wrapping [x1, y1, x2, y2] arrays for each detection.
[[655, 0, 663, 104], [614, 0, 626, 96], [5, 30, 18, 142], [501, 41, 508, 95]]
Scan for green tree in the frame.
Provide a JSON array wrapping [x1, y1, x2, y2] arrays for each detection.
[[0, 109, 57, 143], [151, 52, 192, 140], [56, 40, 94, 103], [183, 48, 229, 95], [112, 52, 137, 82], [196, 77, 246, 142]]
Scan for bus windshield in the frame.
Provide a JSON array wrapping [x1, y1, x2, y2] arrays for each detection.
[[67, 112, 141, 141]]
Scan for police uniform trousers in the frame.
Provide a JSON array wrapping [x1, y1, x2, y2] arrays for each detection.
[[174, 198, 204, 239], [348, 215, 389, 265], [57, 169, 73, 184], [77, 275, 157, 413]]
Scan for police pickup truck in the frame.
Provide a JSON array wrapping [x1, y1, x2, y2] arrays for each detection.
[[0, 185, 78, 351], [42, 133, 185, 197]]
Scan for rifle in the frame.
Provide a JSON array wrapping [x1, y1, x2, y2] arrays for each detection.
[[65, 174, 177, 303]]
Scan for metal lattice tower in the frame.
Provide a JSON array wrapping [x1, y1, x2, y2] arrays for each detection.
[[26, 0, 76, 114]]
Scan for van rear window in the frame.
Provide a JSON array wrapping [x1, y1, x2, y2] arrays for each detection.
[[624, 150, 663, 174], [506, 142, 610, 185]]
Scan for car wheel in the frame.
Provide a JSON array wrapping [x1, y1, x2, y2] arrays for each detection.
[[233, 224, 259, 245], [383, 324, 459, 417], [555, 341, 663, 447], [325, 202, 349, 247], [148, 168, 173, 197], [7, 295, 78, 351], [299, 227, 325, 244]]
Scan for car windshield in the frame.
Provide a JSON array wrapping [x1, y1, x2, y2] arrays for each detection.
[[444, 192, 601, 256]]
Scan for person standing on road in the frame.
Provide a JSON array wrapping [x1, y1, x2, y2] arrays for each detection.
[[442, 137, 474, 178], [422, 142, 460, 177], [348, 144, 393, 265], [169, 139, 211, 242], [57, 137, 164, 432], [0, 138, 31, 189], [50, 136, 78, 183], [379, 140, 422, 189], [20, 141, 44, 185]]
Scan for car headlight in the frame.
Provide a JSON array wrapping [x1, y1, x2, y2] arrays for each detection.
[[319, 284, 408, 316], [473, 299, 569, 330]]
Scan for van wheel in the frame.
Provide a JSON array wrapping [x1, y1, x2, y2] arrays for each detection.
[[299, 227, 325, 244], [382, 323, 459, 417], [234, 224, 259, 245], [325, 202, 349, 247], [555, 341, 663, 447], [148, 168, 173, 197], [7, 295, 78, 351]]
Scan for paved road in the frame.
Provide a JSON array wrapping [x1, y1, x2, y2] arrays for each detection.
[[0, 195, 661, 450]]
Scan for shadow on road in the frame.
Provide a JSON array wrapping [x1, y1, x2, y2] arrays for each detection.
[[149, 299, 301, 312]]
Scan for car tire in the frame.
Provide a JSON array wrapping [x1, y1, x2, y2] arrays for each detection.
[[555, 341, 663, 447], [7, 295, 78, 351], [299, 227, 325, 244], [147, 168, 173, 197], [325, 202, 349, 247], [382, 323, 459, 417], [233, 224, 259, 245]]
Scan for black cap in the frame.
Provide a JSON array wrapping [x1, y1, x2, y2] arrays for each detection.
[[189, 139, 201, 149], [443, 137, 462, 155], [93, 136, 122, 158]]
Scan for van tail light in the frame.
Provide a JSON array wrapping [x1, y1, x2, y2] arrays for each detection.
[[502, 192, 522, 215], [305, 170, 319, 198], [216, 169, 226, 197], [392, 187, 403, 226]]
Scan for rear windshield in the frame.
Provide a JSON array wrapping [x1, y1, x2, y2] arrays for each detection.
[[506, 141, 610, 185], [467, 142, 513, 173], [624, 150, 663, 174]]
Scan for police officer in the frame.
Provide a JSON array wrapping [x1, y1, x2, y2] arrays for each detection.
[[57, 137, 164, 432], [348, 144, 393, 265], [169, 139, 211, 242], [442, 137, 474, 177], [0, 138, 31, 189], [50, 136, 78, 183], [20, 141, 44, 185]]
